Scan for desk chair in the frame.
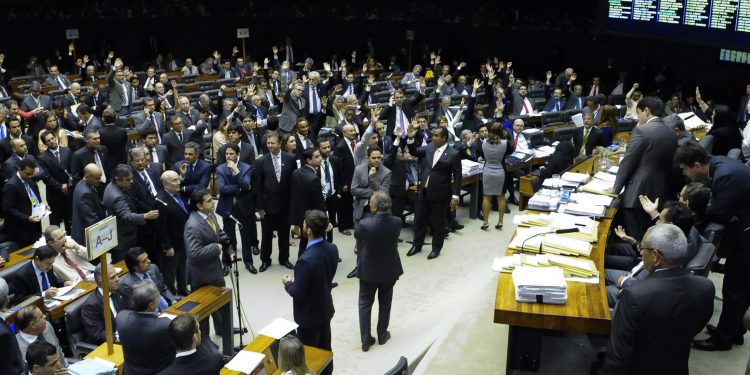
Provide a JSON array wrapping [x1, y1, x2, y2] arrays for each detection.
[[686, 243, 717, 277], [698, 135, 714, 155], [63, 297, 99, 359]]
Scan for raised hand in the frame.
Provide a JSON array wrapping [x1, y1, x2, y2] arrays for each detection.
[[695, 86, 702, 101], [506, 61, 513, 69], [352, 50, 357, 58], [83, 55, 89, 64], [68, 42, 75, 53], [114, 58, 123, 69], [395, 125, 403, 138], [252, 62, 261, 72], [341, 59, 347, 68], [546, 70, 553, 80], [323, 62, 331, 72], [107, 51, 115, 60], [232, 46, 239, 55], [633, 83, 639, 89], [213, 51, 220, 60], [0, 54, 4, 64], [473, 78, 481, 91], [570, 72, 577, 81], [437, 76, 445, 87], [264, 57, 270, 65], [362, 64, 367, 73], [459, 62, 467, 69], [332, 84, 343, 94]]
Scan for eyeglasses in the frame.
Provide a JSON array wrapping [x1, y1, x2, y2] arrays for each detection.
[[637, 244, 656, 253]]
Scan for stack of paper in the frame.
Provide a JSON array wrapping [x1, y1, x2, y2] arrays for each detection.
[[527, 192, 555, 211], [69, 358, 117, 375], [508, 227, 592, 257], [461, 159, 483, 176], [534, 145, 557, 157], [561, 172, 590, 184], [581, 174, 617, 197], [512, 266, 568, 304], [570, 192, 613, 207], [607, 166, 619, 174], [542, 178, 580, 189], [494, 253, 599, 280], [561, 202, 606, 218], [513, 212, 598, 242]]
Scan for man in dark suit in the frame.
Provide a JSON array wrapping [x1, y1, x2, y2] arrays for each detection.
[[355, 191, 403, 352], [603, 224, 714, 373], [378, 87, 424, 137], [2, 138, 46, 184], [162, 116, 201, 167], [334, 124, 359, 235], [675, 142, 750, 351], [254, 132, 297, 272], [565, 84, 586, 110], [301, 71, 330, 141], [0, 116, 34, 163], [0, 277, 27, 375], [70, 129, 109, 187], [543, 87, 567, 112], [174, 96, 202, 129], [21, 82, 52, 139], [1, 159, 44, 248], [133, 97, 168, 142], [98, 108, 128, 173], [70, 164, 106, 245], [282, 210, 338, 375], [293, 119, 315, 161], [318, 139, 342, 242], [77, 104, 104, 134], [157, 314, 223, 375], [104, 165, 160, 262], [156, 170, 191, 295], [128, 147, 162, 263], [8, 246, 65, 304], [37, 131, 73, 230], [81, 263, 127, 345], [737, 83, 750, 126], [173, 143, 210, 200], [184, 189, 234, 341], [119, 247, 177, 311], [217, 144, 258, 274], [405, 127, 462, 260], [141, 127, 169, 172], [611, 97, 677, 241], [572, 111, 606, 157], [117, 282, 176, 375], [107, 58, 131, 115], [217, 122, 255, 165], [238, 113, 263, 159], [289, 148, 326, 257]]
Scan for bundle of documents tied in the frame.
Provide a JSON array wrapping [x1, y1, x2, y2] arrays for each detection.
[[461, 159, 482, 177], [512, 266, 568, 304], [508, 227, 592, 257], [513, 212, 599, 242], [581, 171, 618, 197], [494, 253, 599, 279]]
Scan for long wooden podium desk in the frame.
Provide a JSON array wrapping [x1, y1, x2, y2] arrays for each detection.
[[220, 334, 333, 375], [47, 260, 128, 322], [494, 156, 618, 373]]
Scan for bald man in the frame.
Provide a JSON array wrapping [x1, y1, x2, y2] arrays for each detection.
[[71, 164, 107, 244], [156, 170, 191, 295], [334, 123, 359, 234]]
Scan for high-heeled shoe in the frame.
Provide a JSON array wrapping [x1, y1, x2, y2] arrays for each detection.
[[481, 224, 490, 231], [495, 224, 503, 230]]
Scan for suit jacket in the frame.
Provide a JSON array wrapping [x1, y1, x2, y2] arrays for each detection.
[[613, 118, 677, 208], [217, 141, 254, 165], [37, 147, 73, 197], [81, 289, 127, 344], [572, 126, 606, 156], [173, 159, 211, 197], [162, 129, 201, 167], [43, 74, 71, 88], [82, 115, 105, 134], [174, 108, 202, 128], [293, 133, 315, 161], [407, 142, 462, 202], [280, 89, 306, 133], [288, 165, 325, 225], [156, 344, 223, 375], [156, 189, 190, 253], [216, 161, 254, 218], [253, 151, 297, 215], [118, 264, 177, 305], [1, 174, 42, 247], [103, 182, 145, 246], [543, 97, 567, 112], [21, 94, 52, 138], [107, 69, 131, 112], [130, 166, 161, 212], [2, 154, 46, 183], [145, 145, 169, 172], [16, 322, 66, 366], [565, 94, 586, 110], [351, 163, 392, 220], [133, 111, 168, 136], [378, 92, 424, 136], [70, 145, 110, 187], [8, 259, 63, 304], [71, 180, 106, 245], [0, 318, 26, 375], [603, 268, 714, 374], [284, 240, 339, 327], [0, 135, 35, 163], [99, 125, 129, 170], [116, 310, 175, 375], [184, 211, 232, 289], [355, 212, 403, 283], [334, 138, 357, 186]]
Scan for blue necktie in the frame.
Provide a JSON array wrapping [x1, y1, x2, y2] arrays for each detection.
[[311, 87, 318, 113], [0, 125, 5, 140], [189, 164, 195, 176], [173, 193, 188, 213], [554, 101, 559, 112], [24, 181, 40, 206], [142, 273, 169, 312], [40, 272, 49, 292]]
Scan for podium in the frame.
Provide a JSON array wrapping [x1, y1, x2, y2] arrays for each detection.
[[220, 334, 333, 375]]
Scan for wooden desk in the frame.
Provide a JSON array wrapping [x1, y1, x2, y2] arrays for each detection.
[[461, 173, 482, 219], [84, 343, 124, 375], [494, 155, 617, 373], [47, 260, 128, 322], [1, 296, 44, 326], [3, 245, 36, 269], [220, 334, 333, 375], [163, 285, 234, 355]]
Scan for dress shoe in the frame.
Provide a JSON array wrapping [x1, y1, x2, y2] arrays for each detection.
[[427, 251, 440, 260], [282, 261, 295, 270], [259, 263, 270, 272], [451, 223, 464, 231], [362, 336, 376, 352], [693, 337, 732, 351], [178, 289, 190, 296], [339, 229, 352, 235], [347, 268, 358, 278], [406, 246, 422, 256], [444, 232, 450, 239], [252, 246, 260, 256], [245, 264, 257, 274], [705, 324, 745, 345], [331, 282, 338, 288], [222, 265, 230, 276], [378, 331, 391, 345]]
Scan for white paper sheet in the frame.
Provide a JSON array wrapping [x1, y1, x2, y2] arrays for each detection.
[[223, 350, 265, 373], [258, 318, 298, 339]]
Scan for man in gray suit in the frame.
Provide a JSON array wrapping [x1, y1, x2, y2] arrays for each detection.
[[611, 97, 678, 241], [103, 165, 160, 262], [14, 305, 67, 366], [184, 188, 235, 348], [119, 247, 177, 311], [42, 65, 72, 89], [133, 97, 168, 141], [21, 81, 52, 138], [279, 82, 305, 133], [70, 164, 107, 245], [107, 57, 132, 115]]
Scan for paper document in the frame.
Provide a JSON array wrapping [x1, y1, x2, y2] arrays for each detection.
[[258, 318, 298, 339], [224, 350, 265, 373], [32, 205, 50, 219], [561, 172, 590, 183], [678, 112, 707, 131], [594, 171, 616, 183], [52, 285, 84, 301], [513, 266, 568, 304], [571, 113, 584, 127], [608, 166, 619, 174]]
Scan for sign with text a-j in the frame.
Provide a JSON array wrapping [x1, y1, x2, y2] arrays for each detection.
[[85, 216, 118, 261], [237, 28, 250, 39], [65, 29, 79, 40]]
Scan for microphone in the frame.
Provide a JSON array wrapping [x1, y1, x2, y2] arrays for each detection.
[[154, 197, 168, 207], [229, 215, 243, 229], [554, 228, 580, 234], [518, 228, 580, 254]]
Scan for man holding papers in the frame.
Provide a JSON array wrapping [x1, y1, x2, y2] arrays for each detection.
[[1, 158, 45, 247], [610, 97, 677, 241]]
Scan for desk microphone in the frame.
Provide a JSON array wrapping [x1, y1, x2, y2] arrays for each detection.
[[518, 228, 580, 254], [229, 215, 244, 229], [154, 197, 169, 207]]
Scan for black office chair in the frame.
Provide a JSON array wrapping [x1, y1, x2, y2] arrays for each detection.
[[542, 111, 566, 126], [198, 80, 220, 90], [552, 126, 577, 143], [63, 297, 99, 359], [727, 148, 742, 161], [0, 258, 29, 280], [608, 94, 625, 106], [532, 98, 546, 112], [527, 88, 545, 98], [686, 243, 717, 277], [181, 74, 198, 83], [698, 135, 714, 155], [383, 356, 408, 375], [615, 119, 637, 133]]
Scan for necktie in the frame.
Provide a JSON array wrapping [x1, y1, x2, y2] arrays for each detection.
[[397, 107, 406, 136], [57, 77, 65, 89], [173, 193, 188, 213], [62, 252, 87, 280], [0, 125, 6, 140], [311, 87, 319, 113], [554, 101, 559, 112], [151, 114, 162, 143], [594, 86, 598, 96], [122, 85, 129, 107], [273, 155, 281, 182], [142, 273, 169, 312], [141, 171, 157, 196], [40, 272, 49, 291], [53, 149, 60, 163], [206, 214, 217, 234], [323, 160, 333, 199], [581, 129, 590, 156], [513, 134, 519, 150], [177, 131, 183, 143], [151, 148, 159, 163], [94, 151, 106, 183], [189, 163, 195, 176], [350, 140, 356, 152], [522, 99, 530, 114], [347, 85, 353, 96], [24, 181, 40, 206], [577, 98, 582, 109]]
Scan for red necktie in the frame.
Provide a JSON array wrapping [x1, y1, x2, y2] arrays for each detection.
[[350, 140, 356, 151], [513, 134, 518, 150], [522, 99, 530, 114], [62, 252, 87, 280]]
